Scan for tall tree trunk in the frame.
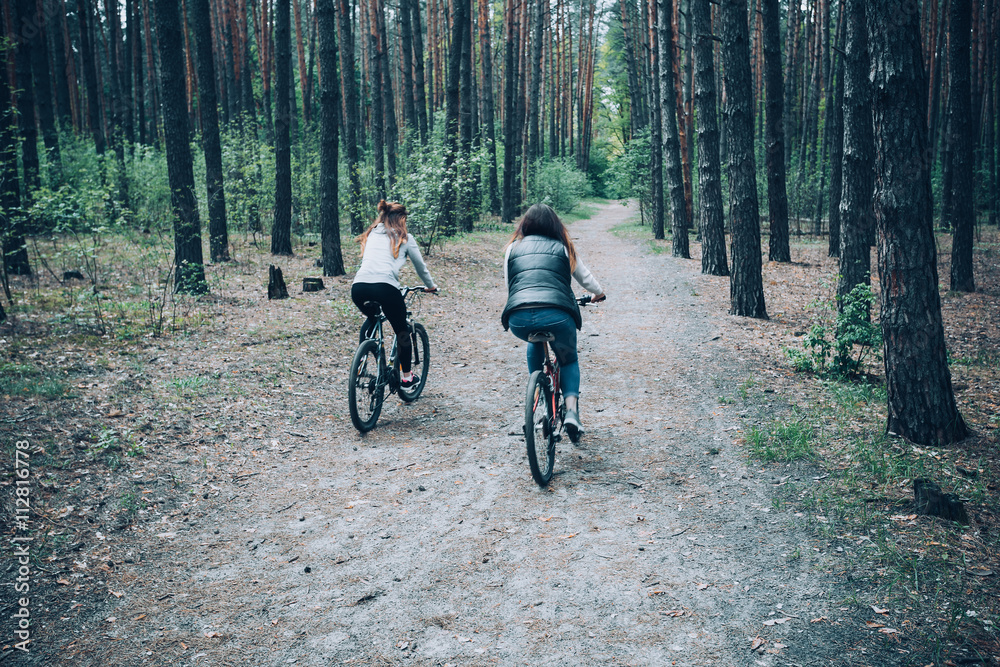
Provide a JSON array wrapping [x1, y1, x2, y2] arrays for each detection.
[[527, 0, 544, 168], [293, 0, 309, 123], [410, 0, 428, 143], [501, 0, 519, 224], [868, 0, 967, 446], [142, 0, 160, 146], [28, 0, 61, 182], [459, 0, 474, 232], [399, 0, 417, 141], [337, 0, 362, 233], [0, 5, 29, 275], [620, 0, 645, 136], [761, 0, 789, 261], [14, 0, 41, 197], [78, 0, 106, 154], [367, 0, 385, 197], [103, 0, 131, 210], [659, 0, 689, 256], [837, 0, 872, 309], [478, 0, 500, 215], [53, 0, 74, 132], [440, 0, 466, 232], [783, 0, 800, 165], [648, 0, 665, 240], [376, 0, 397, 187], [271, 0, 293, 255], [720, 0, 766, 319], [155, 0, 208, 292], [691, 0, 727, 276], [826, 33, 845, 258], [947, 0, 975, 292], [192, 0, 230, 261], [317, 0, 343, 275]]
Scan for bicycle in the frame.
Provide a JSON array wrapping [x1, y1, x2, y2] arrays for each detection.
[[348, 287, 432, 432], [523, 295, 594, 487]]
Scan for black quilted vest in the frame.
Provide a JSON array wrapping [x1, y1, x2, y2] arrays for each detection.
[[502, 235, 582, 330]]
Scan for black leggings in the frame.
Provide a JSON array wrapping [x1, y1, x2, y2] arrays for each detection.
[[351, 282, 412, 373]]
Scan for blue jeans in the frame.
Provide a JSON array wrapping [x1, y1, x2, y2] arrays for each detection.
[[507, 307, 580, 399]]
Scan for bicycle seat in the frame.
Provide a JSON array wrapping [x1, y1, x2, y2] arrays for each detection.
[[361, 301, 383, 317], [527, 331, 556, 343]]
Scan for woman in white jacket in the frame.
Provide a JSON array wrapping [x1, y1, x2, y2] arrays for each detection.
[[352, 200, 438, 388]]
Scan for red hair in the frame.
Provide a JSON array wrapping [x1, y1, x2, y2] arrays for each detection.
[[358, 200, 408, 258]]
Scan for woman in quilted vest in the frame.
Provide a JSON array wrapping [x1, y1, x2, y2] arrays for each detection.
[[501, 203, 605, 439]]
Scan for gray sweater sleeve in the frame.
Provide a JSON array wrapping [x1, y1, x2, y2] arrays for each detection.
[[405, 235, 436, 289]]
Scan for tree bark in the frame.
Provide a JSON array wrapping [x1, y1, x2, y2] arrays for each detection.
[[441, 0, 466, 232], [317, 0, 343, 275], [103, 0, 131, 210], [410, 0, 428, 143], [761, 0, 789, 262], [398, 0, 417, 141], [77, 0, 106, 154], [478, 0, 500, 215], [527, 0, 544, 168], [826, 32, 845, 259], [691, 0, 727, 276], [620, 0, 645, 136], [28, 0, 61, 181], [720, 0, 766, 319], [375, 0, 397, 186], [647, 0, 665, 241], [659, 0, 689, 256], [271, 0, 293, 255], [947, 0, 975, 292], [335, 0, 362, 234], [837, 0, 872, 309], [367, 0, 385, 197], [14, 0, 41, 196], [459, 0, 474, 232], [868, 0, 967, 446], [155, 0, 208, 293], [192, 0, 229, 261], [0, 5, 29, 275], [501, 0, 519, 224]]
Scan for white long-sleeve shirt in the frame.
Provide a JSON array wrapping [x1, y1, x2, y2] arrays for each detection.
[[503, 238, 603, 296], [353, 225, 437, 289]]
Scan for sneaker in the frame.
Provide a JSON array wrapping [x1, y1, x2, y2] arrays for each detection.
[[564, 410, 583, 441], [400, 374, 420, 389]]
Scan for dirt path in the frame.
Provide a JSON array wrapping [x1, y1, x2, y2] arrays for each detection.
[[38, 202, 875, 666]]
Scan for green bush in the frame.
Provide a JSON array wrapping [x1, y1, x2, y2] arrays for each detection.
[[527, 158, 591, 213], [784, 283, 881, 378]]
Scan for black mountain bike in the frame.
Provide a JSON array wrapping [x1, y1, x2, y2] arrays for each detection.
[[348, 287, 432, 432], [524, 295, 593, 487]]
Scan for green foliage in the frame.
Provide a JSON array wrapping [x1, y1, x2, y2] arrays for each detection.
[[526, 158, 592, 214], [784, 283, 881, 378], [603, 129, 651, 219], [0, 362, 69, 399]]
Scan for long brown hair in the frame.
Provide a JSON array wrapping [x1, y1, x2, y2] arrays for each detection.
[[358, 200, 408, 258], [507, 203, 577, 271]]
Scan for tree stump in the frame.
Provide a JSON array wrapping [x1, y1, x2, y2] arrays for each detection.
[[63, 270, 85, 281], [268, 265, 289, 299], [303, 277, 325, 292], [913, 479, 969, 524]]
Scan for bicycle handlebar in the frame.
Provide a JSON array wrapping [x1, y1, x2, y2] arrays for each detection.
[[401, 286, 440, 297]]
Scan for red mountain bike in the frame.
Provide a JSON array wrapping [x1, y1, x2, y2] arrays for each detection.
[[523, 295, 592, 487]]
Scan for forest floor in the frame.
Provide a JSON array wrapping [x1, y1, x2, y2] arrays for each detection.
[[2, 199, 999, 666]]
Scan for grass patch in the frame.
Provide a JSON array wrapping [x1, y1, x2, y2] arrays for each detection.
[[0, 362, 71, 399], [744, 374, 1000, 662], [746, 417, 816, 462]]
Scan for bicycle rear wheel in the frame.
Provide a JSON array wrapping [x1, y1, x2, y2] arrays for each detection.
[[398, 322, 430, 402], [348, 340, 385, 432], [525, 370, 556, 487]]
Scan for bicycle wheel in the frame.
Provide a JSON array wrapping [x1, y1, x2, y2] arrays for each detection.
[[525, 370, 556, 487], [398, 323, 430, 402], [348, 339, 385, 432]]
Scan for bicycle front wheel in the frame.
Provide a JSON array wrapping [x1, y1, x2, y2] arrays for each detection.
[[348, 339, 385, 432], [398, 322, 429, 402], [525, 370, 556, 487]]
